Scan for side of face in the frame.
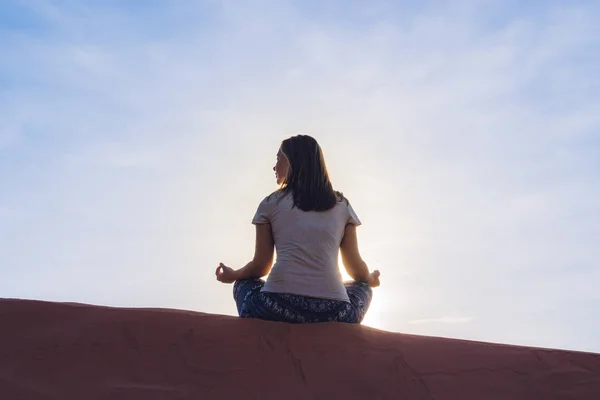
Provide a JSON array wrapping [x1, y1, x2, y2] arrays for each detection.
[[274, 148, 290, 185]]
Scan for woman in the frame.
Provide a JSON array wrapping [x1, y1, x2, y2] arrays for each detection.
[[216, 134, 380, 324]]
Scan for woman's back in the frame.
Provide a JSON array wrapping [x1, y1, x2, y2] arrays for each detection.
[[253, 191, 361, 302]]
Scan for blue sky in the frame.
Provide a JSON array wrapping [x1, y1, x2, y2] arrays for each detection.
[[1, 0, 599, 353]]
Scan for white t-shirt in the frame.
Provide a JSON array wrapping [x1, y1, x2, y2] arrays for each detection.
[[252, 190, 362, 302]]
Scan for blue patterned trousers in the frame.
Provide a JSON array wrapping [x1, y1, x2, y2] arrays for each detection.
[[233, 279, 373, 324]]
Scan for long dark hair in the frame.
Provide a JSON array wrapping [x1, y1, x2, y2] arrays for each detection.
[[279, 135, 347, 212]]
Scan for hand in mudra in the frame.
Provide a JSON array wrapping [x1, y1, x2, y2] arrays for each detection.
[[216, 263, 237, 284], [368, 270, 381, 288]]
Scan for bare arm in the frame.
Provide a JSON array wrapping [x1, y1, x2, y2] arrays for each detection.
[[340, 223, 371, 282], [233, 223, 275, 280]]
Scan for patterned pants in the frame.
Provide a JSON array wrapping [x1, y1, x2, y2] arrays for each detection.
[[233, 279, 373, 324]]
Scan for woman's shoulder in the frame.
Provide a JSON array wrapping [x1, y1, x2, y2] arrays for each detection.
[[261, 189, 289, 204], [334, 190, 350, 206], [335, 191, 361, 225]]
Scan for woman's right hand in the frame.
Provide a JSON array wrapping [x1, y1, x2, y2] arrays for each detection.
[[367, 270, 381, 288], [216, 263, 238, 284]]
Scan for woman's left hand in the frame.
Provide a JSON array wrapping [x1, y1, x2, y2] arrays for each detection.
[[216, 263, 238, 284]]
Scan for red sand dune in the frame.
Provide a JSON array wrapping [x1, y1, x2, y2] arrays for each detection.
[[1, 299, 599, 400]]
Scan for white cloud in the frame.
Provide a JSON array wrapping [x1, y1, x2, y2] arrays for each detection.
[[64, 141, 163, 169]]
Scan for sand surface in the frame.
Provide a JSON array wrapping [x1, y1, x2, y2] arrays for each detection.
[[1, 298, 599, 399]]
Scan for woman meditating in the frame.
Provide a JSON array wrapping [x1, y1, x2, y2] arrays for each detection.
[[216, 134, 380, 323]]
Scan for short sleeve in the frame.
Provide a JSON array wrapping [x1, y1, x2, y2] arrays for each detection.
[[347, 203, 362, 226], [252, 196, 272, 224]]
